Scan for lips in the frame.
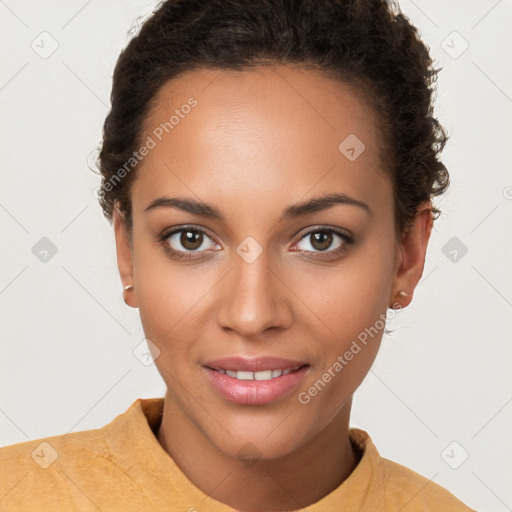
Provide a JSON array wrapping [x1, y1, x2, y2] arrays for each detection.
[[202, 356, 310, 405]]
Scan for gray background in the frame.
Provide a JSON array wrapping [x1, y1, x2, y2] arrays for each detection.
[[1, 1, 511, 510]]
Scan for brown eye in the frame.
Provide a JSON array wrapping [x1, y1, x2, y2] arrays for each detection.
[[160, 226, 220, 260], [179, 229, 204, 250], [292, 227, 355, 259], [309, 231, 333, 251], [296, 229, 346, 253]]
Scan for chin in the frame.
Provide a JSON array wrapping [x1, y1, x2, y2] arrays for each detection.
[[217, 428, 311, 464]]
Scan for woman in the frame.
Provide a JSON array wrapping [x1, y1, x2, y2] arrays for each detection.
[[0, 0, 475, 510]]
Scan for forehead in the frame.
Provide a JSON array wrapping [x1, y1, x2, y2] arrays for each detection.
[[132, 64, 391, 219]]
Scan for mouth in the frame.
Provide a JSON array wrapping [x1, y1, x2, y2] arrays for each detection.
[[202, 356, 310, 405], [205, 365, 307, 381]]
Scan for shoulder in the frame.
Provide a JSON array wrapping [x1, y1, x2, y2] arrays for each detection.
[[0, 426, 112, 510], [379, 457, 475, 511], [0, 398, 156, 511], [349, 428, 475, 511]]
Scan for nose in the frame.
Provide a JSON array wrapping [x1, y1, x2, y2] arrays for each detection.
[[216, 249, 293, 338]]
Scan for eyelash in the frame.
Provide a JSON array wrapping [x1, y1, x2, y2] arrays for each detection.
[[158, 225, 355, 261]]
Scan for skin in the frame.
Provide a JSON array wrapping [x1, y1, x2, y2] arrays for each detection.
[[112, 64, 433, 511]]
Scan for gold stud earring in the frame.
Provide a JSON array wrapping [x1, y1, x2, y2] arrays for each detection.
[[390, 290, 409, 309], [123, 284, 134, 306]]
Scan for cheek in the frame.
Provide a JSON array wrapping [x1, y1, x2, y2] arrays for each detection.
[[132, 231, 194, 331], [301, 291, 386, 423], [315, 243, 394, 333], [303, 234, 395, 402], [318, 281, 386, 391], [136, 280, 197, 357], [133, 259, 213, 376]]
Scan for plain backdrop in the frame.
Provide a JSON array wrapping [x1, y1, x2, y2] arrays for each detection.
[[1, 1, 511, 510]]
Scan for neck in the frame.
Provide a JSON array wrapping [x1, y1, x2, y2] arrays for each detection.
[[156, 391, 360, 511]]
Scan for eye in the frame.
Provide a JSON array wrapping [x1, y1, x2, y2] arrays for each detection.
[[159, 226, 220, 260], [159, 225, 354, 262], [292, 227, 354, 257]]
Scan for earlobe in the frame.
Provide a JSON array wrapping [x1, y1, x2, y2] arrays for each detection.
[[388, 202, 434, 310], [113, 204, 139, 309]]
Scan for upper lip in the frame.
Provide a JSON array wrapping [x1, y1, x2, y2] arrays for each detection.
[[203, 356, 309, 372]]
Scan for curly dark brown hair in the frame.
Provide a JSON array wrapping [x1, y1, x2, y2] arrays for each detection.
[[93, 0, 449, 238]]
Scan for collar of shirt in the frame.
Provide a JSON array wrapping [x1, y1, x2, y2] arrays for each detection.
[[103, 397, 385, 512]]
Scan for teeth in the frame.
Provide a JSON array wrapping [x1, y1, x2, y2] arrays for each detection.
[[255, 370, 272, 381], [219, 366, 303, 381]]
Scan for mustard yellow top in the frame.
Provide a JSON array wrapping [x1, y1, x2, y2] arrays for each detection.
[[0, 397, 474, 511]]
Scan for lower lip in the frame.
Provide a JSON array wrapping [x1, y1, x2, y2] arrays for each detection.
[[203, 366, 309, 405]]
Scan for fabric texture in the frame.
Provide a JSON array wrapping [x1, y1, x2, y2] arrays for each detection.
[[0, 397, 475, 511]]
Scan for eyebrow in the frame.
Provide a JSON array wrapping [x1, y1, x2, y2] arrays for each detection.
[[144, 192, 371, 220]]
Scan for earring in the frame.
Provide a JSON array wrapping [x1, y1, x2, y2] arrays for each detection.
[[390, 290, 409, 309], [123, 284, 134, 305]]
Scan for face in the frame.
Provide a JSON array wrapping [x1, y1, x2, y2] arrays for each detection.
[[114, 64, 428, 461]]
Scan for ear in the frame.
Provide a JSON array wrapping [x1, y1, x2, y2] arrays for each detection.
[[389, 201, 434, 309], [113, 203, 139, 308]]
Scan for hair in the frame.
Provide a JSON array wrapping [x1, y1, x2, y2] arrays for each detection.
[[94, 0, 449, 239]]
